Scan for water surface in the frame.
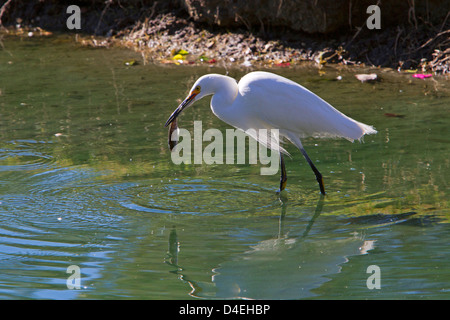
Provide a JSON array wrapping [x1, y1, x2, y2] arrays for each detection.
[[0, 34, 448, 299]]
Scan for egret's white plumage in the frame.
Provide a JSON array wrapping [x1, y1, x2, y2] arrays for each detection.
[[165, 71, 377, 195], [235, 72, 376, 141]]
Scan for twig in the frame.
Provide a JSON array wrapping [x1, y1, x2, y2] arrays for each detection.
[[348, 0, 352, 29], [0, 0, 13, 27], [407, 0, 418, 30], [394, 26, 403, 57], [344, 26, 363, 51], [276, 0, 283, 17], [439, 11, 450, 33], [344, 0, 380, 50], [414, 29, 450, 52], [0, 34, 13, 57], [257, 14, 265, 37], [365, 53, 375, 67], [95, 0, 113, 35], [235, 13, 252, 32]]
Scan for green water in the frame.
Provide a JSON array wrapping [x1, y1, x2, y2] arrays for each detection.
[[0, 34, 448, 300]]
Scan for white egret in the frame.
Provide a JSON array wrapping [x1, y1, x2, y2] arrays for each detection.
[[165, 71, 377, 195]]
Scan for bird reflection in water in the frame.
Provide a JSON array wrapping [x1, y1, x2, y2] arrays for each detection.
[[164, 196, 348, 298]]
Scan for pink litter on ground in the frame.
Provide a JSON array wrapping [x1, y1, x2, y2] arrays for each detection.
[[275, 62, 291, 67], [413, 74, 432, 79]]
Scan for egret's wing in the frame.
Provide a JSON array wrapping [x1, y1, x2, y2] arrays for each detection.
[[237, 72, 377, 142]]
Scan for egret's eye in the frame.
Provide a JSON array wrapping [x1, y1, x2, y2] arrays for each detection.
[[193, 86, 201, 94]]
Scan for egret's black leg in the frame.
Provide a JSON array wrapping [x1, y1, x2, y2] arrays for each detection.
[[299, 147, 326, 195], [278, 153, 288, 192]]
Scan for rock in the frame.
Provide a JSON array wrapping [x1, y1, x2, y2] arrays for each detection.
[[355, 73, 378, 83]]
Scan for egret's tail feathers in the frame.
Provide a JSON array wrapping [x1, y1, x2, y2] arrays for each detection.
[[339, 119, 377, 142], [354, 122, 377, 142], [309, 116, 377, 142]]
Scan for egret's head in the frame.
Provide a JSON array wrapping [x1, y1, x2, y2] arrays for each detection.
[[164, 75, 217, 127]]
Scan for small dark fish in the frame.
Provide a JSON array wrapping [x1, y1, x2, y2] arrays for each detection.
[[384, 113, 405, 118], [168, 118, 179, 151]]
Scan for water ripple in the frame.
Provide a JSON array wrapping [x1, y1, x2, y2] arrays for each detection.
[[0, 140, 56, 172], [0, 163, 126, 299], [117, 178, 280, 216]]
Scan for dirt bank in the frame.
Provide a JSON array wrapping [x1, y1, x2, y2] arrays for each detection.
[[0, 0, 449, 74]]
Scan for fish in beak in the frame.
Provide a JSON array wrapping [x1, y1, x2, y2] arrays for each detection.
[[165, 86, 201, 151], [168, 117, 179, 151]]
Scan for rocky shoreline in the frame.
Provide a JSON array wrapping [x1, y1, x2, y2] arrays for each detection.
[[116, 11, 450, 74], [0, 1, 449, 74]]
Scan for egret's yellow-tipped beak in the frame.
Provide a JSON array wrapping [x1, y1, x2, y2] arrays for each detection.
[[165, 87, 201, 127]]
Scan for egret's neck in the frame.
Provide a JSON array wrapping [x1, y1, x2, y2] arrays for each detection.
[[209, 75, 238, 120]]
